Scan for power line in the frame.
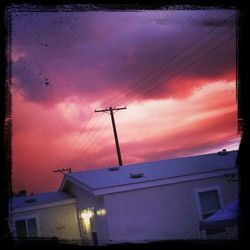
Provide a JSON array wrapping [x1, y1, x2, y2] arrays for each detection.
[[64, 113, 107, 164], [96, 13, 236, 109], [122, 34, 235, 108], [12, 13, 235, 134], [67, 24, 235, 169], [45, 33, 235, 190], [53, 111, 94, 170], [70, 124, 111, 169], [11, 13, 235, 133], [69, 31, 235, 169], [113, 25, 235, 107], [15, 13, 236, 190], [67, 19, 235, 168]]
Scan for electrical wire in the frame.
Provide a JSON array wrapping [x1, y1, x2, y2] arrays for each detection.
[[69, 32, 235, 168]]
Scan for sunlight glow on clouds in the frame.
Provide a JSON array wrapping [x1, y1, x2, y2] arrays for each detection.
[[10, 9, 240, 193]]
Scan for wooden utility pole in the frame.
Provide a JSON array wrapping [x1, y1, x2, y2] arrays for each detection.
[[95, 106, 126, 166]]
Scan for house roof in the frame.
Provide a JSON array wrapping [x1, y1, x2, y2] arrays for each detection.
[[62, 150, 238, 193], [11, 191, 75, 210], [200, 200, 239, 229]]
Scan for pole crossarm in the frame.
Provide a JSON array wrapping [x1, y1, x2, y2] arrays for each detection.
[[95, 106, 126, 113], [53, 168, 72, 174]]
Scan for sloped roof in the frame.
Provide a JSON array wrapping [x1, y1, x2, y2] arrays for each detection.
[[200, 200, 239, 229], [63, 150, 238, 191], [11, 191, 75, 210]]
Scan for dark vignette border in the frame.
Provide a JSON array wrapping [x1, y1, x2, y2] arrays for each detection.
[[1, 0, 249, 249]]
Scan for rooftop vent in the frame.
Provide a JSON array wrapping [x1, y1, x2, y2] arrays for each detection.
[[109, 166, 120, 171], [25, 198, 36, 203], [217, 149, 228, 155], [130, 173, 144, 178]]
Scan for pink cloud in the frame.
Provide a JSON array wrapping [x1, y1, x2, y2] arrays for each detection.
[[10, 10, 238, 194], [12, 77, 240, 194]]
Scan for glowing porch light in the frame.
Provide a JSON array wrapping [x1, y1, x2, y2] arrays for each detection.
[[81, 209, 94, 220], [96, 209, 106, 216]]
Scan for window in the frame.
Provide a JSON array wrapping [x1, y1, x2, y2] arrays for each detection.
[[15, 217, 38, 238], [199, 190, 221, 219], [196, 188, 226, 235]]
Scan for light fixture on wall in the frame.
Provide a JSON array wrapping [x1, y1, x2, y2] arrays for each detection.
[[96, 209, 106, 216], [81, 209, 94, 220]]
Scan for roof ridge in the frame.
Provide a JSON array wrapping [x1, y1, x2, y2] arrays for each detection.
[[69, 150, 238, 175]]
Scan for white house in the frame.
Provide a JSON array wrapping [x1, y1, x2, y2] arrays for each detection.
[[10, 150, 239, 245]]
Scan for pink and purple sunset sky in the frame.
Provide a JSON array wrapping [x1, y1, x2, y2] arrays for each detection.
[[10, 9, 241, 194]]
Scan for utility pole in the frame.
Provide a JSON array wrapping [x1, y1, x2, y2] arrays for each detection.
[[95, 106, 126, 166]]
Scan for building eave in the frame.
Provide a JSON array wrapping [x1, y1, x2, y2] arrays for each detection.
[[92, 167, 238, 196], [62, 167, 238, 197], [11, 198, 76, 214], [60, 174, 94, 195]]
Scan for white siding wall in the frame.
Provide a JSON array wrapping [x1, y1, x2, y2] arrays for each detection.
[[103, 175, 239, 243], [66, 184, 110, 245], [12, 203, 80, 241]]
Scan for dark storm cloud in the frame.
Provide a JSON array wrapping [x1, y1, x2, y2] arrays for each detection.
[[11, 10, 236, 106]]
